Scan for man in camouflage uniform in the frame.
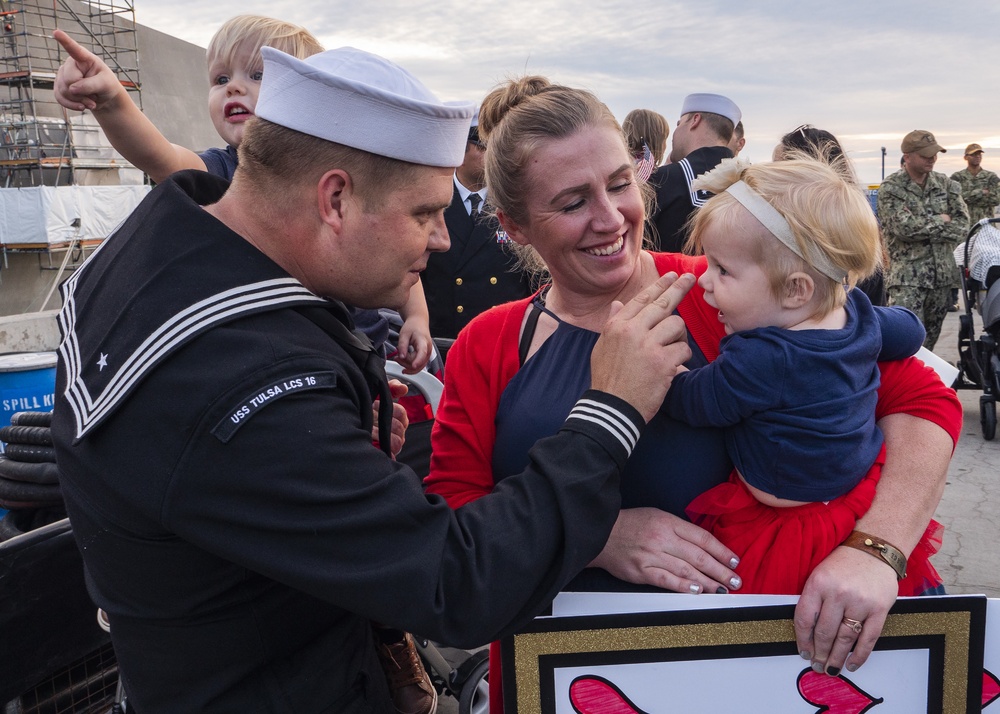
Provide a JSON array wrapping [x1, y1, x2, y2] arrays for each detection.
[[877, 130, 969, 350], [950, 143, 1000, 224]]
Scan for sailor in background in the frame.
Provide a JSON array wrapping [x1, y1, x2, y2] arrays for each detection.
[[649, 93, 741, 253], [422, 110, 532, 340]]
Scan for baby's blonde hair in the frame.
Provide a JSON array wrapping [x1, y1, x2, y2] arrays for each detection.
[[687, 157, 882, 316], [206, 15, 323, 75]]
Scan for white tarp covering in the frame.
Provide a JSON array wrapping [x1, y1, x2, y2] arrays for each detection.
[[0, 185, 150, 246]]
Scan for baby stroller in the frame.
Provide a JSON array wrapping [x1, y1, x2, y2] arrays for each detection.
[[954, 218, 1000, 440]]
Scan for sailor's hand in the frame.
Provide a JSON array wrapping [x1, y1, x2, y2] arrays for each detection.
[[372, 380, 409, 459], [590, 272, 694, 422]]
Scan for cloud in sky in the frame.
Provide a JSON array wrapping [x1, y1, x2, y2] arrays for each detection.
[[136, 0, 1000, 183]]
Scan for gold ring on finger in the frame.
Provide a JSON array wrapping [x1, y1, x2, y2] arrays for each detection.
[[842, 617, 864, 634]]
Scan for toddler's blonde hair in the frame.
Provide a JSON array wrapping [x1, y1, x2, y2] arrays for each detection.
[[206, 15, 323, 75]]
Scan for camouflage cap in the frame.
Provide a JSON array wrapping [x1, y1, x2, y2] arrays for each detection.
[[901, 130, 946, 158], [965, 143, 984, 156]]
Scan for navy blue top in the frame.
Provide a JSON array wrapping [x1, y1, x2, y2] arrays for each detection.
[[493, 298, 731, 591], [665, 290, 924, 501], [197, 145, 388, 353], [199, 145, 239, 182]]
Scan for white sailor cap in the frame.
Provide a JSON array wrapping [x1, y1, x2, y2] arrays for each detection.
[[256, 46, 476, 167], [680, 93, 741, 127]]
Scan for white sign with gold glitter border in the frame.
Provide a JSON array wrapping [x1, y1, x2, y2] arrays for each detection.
[[499, 594, 992, 713]]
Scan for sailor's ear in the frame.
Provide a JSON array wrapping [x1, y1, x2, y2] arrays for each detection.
[[317, 169, 352, 232]]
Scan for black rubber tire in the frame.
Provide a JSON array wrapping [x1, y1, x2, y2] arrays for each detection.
[[458, 656, 489, 714], [0, 455, 61, 484], [0, 475, 62, 505], [0, 424, 53, 446], [2, 443, 57, 463], [981, 399, 997, 441], [10, 410, 53, 427]]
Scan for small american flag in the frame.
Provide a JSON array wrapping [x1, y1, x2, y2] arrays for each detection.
[[634, 141, 655, 183]]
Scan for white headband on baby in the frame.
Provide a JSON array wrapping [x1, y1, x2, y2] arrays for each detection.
[[724, 181, 847, 282]]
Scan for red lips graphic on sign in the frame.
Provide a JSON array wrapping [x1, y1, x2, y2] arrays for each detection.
[[569, 675, 649, 714], [984, 669, 1000, 709], [797, 669, 884, 714]]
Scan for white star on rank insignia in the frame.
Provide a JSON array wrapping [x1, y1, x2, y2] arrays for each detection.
[[97, 353, 108, 371]]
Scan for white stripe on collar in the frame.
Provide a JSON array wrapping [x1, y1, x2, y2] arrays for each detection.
[[58, 272, 326, 440]]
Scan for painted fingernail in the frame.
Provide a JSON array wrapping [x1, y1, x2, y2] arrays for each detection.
[[730, 557, 740, 568], [811, 661, 824, 674], [826, 666, 840, 677], [800, 650, 812, 660], [729, 576, 742, 589], [688, 583, 702, 594], [715, 586, 728, 594], [846, 662, 859, 672]]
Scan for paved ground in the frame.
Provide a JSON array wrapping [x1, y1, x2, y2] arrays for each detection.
[[928, 307, 1000, 598]]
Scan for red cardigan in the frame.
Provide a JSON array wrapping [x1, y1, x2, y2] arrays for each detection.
[[424, 251, 962, 506]]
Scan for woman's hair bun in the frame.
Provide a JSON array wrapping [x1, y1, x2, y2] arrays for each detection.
[[478, 75, 552, 142]]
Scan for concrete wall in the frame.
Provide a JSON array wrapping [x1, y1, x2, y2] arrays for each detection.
[[134, 24, 222, 154], [0, 252, 78, 316], [0, 310, 60, 353]]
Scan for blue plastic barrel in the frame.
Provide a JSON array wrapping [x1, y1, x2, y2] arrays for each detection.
[[0, 351, 57, 443]]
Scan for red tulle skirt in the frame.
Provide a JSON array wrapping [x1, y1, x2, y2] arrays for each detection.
[[685, 445, 943, 596]]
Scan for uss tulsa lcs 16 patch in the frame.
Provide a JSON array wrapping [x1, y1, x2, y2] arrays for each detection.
[[212, 370, 337, 443]]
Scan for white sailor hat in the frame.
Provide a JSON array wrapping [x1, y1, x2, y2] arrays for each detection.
[[256, 46, 476, 167], [680, 93, 741, 127]]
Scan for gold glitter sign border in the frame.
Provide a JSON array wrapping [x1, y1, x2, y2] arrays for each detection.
[[501, 596, 986, 714]]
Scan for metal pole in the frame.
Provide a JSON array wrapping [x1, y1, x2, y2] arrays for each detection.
[[881, 146, 886, 181]]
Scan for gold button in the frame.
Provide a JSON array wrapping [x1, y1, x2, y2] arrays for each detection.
[[456, 305, 464, 313], [490, 277, 498, 285], [455, 278, 463, 286]]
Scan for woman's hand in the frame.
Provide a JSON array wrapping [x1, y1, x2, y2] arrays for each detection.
[[794, 546, 898, 675], [794, 410, 954, 676], [590, 507, 742, 594]]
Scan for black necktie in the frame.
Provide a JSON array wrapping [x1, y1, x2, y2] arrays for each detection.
[[469, 192, 481, 218]]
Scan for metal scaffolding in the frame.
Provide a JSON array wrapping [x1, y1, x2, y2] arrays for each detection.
[[0, 0, 141, 188]]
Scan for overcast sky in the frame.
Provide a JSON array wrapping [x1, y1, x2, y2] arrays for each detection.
[[135, 0, 1000, 184]]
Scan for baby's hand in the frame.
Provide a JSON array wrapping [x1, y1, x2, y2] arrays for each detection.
[[394, 318, 433, 374], [53, 30, 124, 112]]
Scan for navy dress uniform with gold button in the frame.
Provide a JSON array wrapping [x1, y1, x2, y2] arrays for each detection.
[[422, 185, 532, 339]]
